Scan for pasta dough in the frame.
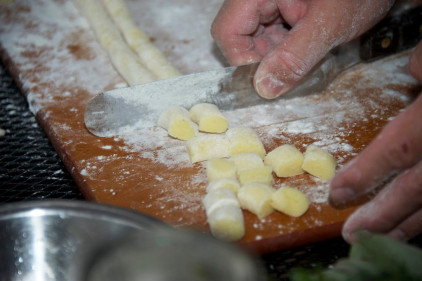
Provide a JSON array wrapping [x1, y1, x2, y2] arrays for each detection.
[[237, 182, 275, 219], [238, 166, 273, 186], [101, 0, 181, 79], [226, 127, 266, 159], [74, 0, 157, 85], [202, 188, 245, 242], [206, 158, 236, 182], [264, 144, 304, 177], [207, 178, 240, 194], [302, 145, 336, 180], [230, 153, 264, 176], [157, 106, 196, 140], [186, 134, 230, 163], [271, 187, 310, 217], [189, 103, 229, 133]]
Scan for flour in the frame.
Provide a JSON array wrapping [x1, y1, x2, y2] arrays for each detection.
[[1, 0, 421, 244]]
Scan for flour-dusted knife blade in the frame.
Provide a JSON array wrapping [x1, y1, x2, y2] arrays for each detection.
[[84, 54, 341, 137]]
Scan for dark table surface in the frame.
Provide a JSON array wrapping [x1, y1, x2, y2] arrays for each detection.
[[1, 60, 420, 281]]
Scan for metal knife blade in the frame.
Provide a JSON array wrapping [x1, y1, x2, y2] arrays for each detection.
[[84, 51, 347, 137]]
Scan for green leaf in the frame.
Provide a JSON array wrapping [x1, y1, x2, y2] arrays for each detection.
[[288, 232, 422, 281]]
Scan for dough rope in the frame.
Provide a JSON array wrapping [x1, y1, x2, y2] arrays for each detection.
[[75, 0, 157, 85], [101, 0, 181, 80]]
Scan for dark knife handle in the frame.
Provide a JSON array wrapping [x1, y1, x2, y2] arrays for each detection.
[[360, 4, 422, 61]]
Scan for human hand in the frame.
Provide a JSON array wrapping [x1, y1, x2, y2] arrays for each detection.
[[329, 41, 422, 244], [211, 0, 394, 99]]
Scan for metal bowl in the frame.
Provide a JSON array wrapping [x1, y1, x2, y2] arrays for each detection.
[[0, 200, 266, 281]]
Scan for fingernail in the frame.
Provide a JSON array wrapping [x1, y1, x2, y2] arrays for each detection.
[[389, 228, 409, 241], [329, 187, 355, 204], [255, 75, 287, 99], [343, 228, 370, 244]]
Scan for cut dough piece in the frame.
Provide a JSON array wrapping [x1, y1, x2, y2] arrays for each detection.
[[207, 179, 240, 194], [231, 153, 264, 176], [189, 103, 229, 133], [264, 144, 304, 177], [206, 158, 236, 182], [237, 182, 275, 219], [302, 145, 337, 180], [238, 166, 273, 186], [75, 0, 156, 85], [271, 187, 310, 217], [226, 127, 266, 159], [157, 106, 196, 140], [101, 0, 180, 79], [186, 134, 230, 163], [203, 189, 244, 241]]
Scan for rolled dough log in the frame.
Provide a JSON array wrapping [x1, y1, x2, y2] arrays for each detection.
[[74, 0, 157, 85], [101, 0, 181, 79]]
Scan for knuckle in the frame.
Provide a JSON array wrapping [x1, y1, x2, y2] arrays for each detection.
[[272, 49, 311, 81], [382, 141, 416, 170]]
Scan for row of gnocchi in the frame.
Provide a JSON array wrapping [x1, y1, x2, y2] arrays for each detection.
[[158, 103, 336, 242]]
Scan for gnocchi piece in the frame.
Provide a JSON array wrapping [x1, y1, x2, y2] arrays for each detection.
[[264, 144, 304, 177], [271, 186, 310, 217], [230, 153, 264, 176], [189, 103, 229, 133], [207, 178, 241, 194], [226, 127, 266, 159], [186, 134, 230, 163], [302, 145, 337, 180], [203, 189, 245, 241], [237, 182, 275, 219], [157, 106, 196, 140], [206, 158, 237, 182], [238, 166, 273, 186]]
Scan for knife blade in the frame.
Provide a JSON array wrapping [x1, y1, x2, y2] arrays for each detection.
[[84, 4, 421, 138], [84, 52, 347, 137]]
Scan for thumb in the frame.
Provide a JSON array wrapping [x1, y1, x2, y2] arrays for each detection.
[[409, 40, 422, 83], [254, 19, 337, 99]]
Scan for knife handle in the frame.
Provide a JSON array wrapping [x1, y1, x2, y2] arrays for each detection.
[[360, 4, 422, 61]]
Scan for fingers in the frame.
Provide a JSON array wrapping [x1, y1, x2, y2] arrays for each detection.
[[330, 94, 422, 205], [253, 17, 334, 99], [252, 1, 360, 99], [409, 41, 422, 82], [387, 208, 422, 241], [341, 159, 422, 244], [211, 0, 278, 65]]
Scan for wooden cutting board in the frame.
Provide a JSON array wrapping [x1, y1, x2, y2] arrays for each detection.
[[1, 0, 420, 254]]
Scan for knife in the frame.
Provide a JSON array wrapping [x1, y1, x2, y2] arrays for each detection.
[[84, 4, 422, 137]]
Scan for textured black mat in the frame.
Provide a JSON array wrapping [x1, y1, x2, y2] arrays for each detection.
[[0, 62, 83, 202]]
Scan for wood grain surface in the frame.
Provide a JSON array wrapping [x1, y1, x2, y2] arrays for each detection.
[[1, 0, 420, 254]]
